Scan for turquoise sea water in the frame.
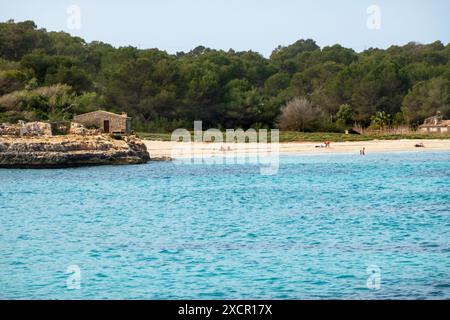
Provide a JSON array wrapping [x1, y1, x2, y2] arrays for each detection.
[[0, 151, 449, 300]]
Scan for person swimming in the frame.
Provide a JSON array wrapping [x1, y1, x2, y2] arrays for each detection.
[[360, 147, 366, 156]]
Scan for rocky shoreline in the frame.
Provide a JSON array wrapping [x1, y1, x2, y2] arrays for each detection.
[[0, 134, 151, 169]]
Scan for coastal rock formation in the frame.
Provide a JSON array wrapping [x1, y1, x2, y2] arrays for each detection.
[[0, 123, 20, 136], [0, 134, 150, 168], [69, 122, 101, 135], [0, 121, 52, 137], [149, 155, 173, 161], [22, 121, 53, 136]]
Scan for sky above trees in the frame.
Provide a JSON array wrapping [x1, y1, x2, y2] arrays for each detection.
[[1, 0, 449, 57]]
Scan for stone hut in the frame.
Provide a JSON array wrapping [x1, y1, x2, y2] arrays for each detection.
[[418, 112, 450, 134], [73, 110, 132, 134]]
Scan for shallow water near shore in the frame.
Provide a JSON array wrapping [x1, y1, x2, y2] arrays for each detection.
[[1, 151, 449, 299]]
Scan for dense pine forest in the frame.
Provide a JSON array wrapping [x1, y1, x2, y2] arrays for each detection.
[[0, 20, 449, 132]]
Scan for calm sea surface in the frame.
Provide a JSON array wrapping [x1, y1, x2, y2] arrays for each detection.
[[1, 152, 449, 299]]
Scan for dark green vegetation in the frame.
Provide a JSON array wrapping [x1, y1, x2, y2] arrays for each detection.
[[1, 20, 449, 132]]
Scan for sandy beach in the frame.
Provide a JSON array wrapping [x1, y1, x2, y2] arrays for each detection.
[[145, 139, 450, 159]]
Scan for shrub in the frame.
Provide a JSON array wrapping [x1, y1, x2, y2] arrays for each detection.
[[277, 97, 325, 132], [336, 104, 354, 127]]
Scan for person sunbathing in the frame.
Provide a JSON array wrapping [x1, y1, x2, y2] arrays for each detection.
[[414, 143, 425, 148]]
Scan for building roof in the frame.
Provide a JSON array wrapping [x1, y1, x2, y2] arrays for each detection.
[[74, 110, 130, 119]]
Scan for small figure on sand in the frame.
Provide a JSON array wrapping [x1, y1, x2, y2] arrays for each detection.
[[324, 141, 331, 148], [414, 143, 425, 148], [219, 145, 233, 152], [360, 147, 366, 156]]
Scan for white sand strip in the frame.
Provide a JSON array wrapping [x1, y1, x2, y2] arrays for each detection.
[[144, 139, 450, 159]]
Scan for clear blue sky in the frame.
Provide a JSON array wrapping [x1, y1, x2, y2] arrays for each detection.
[[1, 0, 449, 56]]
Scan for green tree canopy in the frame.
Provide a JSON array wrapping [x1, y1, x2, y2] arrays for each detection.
[[0, 20, 449, 131]]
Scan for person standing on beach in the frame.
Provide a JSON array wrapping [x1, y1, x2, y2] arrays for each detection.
[[360, 147, 366, 156]]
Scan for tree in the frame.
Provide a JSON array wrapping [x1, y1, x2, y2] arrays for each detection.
[[0, 20, 52, 60], [0, 69, 28, 95], [350, 56, 405, 123], [369, 111, 391, 130], [401, 77, 450, 125], [264, 73, 290, 96], [45, 65, 92, 93], [270, 39, 320, 73], [336, 104, 353, 127], [277, 97, 324, 131]]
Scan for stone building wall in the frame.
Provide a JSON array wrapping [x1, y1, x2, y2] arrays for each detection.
[[419, 126, 449, 134], [73, 111, 131, 133]]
